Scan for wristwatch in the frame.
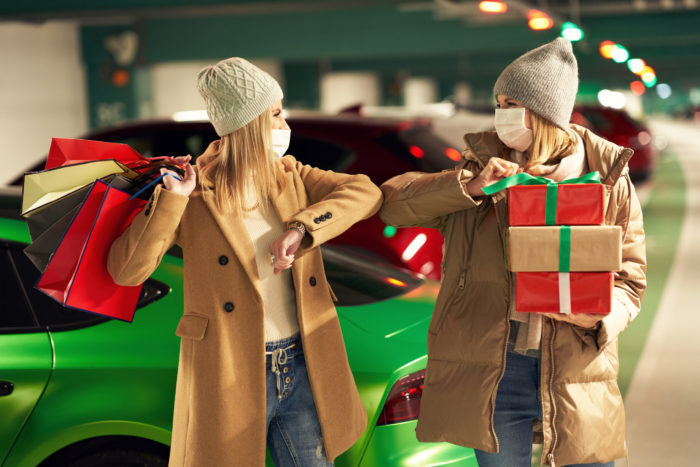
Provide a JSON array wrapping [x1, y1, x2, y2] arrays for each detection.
[[287, 221, 307, 237]]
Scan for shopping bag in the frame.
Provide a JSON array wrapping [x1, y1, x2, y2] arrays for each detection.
[[45, 137, 185, 178], [35, 179, 148, 322], [46, 138, 143, 170], [21, 159, 131, 217], [23, 172, 151, 242]]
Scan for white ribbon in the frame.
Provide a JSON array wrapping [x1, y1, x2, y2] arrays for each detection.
[[558, 272, 572, 315]]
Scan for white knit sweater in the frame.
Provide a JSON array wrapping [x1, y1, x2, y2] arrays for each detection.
[[241, 192, 299, 343]]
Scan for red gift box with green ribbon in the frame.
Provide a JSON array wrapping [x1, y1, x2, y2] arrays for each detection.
[[482, 171, 605, 226]]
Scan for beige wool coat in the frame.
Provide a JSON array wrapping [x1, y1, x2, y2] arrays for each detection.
[[108, 142, 383, 466], [379, 125, 646, 466]]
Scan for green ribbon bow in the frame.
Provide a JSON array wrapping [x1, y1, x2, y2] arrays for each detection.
[[481, 171, 601, 225]]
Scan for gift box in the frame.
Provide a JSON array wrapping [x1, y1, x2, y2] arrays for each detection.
[[515, 272, 613, 314], [508, 183, 605, 226], [508, 225, 622, 272]]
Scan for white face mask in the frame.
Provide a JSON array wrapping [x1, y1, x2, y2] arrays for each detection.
[[494, 107, 533, 152], [271, 129, 291, 158]]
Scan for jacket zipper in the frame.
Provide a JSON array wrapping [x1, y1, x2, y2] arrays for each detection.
[[546, 320, 559, 466], [489, 197, 510, 454]]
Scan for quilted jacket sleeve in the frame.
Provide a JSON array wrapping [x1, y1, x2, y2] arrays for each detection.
[[597, 173, 647, 349], [378, 161, 483, 231]]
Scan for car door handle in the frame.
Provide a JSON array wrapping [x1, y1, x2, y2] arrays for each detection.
[[0, 381, 14, 396]]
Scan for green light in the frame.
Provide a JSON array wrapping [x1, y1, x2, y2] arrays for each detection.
[[627, 58, 645, 74], [612, 45, 629, 63], [383, 225, 397, 238], [642, 74, 657, 87], [560, 22, 584, 41]]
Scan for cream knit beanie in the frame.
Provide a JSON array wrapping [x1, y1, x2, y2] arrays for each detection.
[[494, 38, 578, 130], [197, 57, 283, 136]]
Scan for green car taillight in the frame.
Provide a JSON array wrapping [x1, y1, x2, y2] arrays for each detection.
[[376, 369, 425, 426]]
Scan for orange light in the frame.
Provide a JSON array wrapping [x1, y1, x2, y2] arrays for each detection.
[[479, 1, 508, 13], [639, 65, 655, 76], [527, 11, 553, 30], [599, 41, 616, 59], [409, 145, 424, 158], [445, 147, 461, 161], [112, 69, 130, 87], [386, 277, 407, 287], [630, 81, 646, 96], [529, 16, 553, 30]]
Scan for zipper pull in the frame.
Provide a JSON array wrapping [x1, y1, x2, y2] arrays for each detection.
[[547, 453, 556, 467], [458, 271, 466, 289]]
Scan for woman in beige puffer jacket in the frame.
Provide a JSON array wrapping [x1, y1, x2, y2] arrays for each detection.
[[379, 38, 646, 467]]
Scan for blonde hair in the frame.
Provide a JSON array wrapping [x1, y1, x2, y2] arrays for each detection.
[[199, 107, 282, 215], [526, 111, 577, 170]]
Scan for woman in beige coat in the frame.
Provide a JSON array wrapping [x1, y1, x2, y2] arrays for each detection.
[[379, 39, 646, 466], [108, 58, 381, 466]]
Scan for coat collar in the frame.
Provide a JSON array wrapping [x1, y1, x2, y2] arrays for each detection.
[[193, 141, 299, 290], [461, 124, 634, 187]]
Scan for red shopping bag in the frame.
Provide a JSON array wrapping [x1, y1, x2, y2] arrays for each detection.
[[46, 138, 143, 169], [45, 138, 185, 179], [36, 179, 147, 322]]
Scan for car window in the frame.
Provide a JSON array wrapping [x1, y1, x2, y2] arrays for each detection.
[[8, 244, 110, 331], [579, 110, 613, 131], [378, 127, 458, 173], [6, 241, 170, 331], [287, 135, 357, 172], [0, 244, 40, 333]]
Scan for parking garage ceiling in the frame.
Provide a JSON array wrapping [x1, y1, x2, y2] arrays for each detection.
[[2, 0, 700, 90]]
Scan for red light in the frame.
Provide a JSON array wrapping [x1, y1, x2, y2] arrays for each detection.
[[409, 145, 424, 158], [479, 1, 507, 13], [377, 369, 426, 425], [385, 277, 407, 287], [445, 147, 461, 161], [630, 81, 646, 96], [599, 41, 616, 59]]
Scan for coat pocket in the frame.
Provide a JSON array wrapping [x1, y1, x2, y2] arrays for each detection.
[[175, 313, 209, 341], [429, 270, 467, 336]]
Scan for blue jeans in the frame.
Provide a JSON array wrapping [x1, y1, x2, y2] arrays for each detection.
[[474, 351, 614, 467], [265, 335, 333, 467]]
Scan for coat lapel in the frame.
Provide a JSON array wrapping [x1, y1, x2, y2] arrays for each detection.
[[200, 188, 262, 295]]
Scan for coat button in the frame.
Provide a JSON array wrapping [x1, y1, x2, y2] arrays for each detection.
[[285, 377, 291, 384], [309, 276, 317, 287], [144, 208, 151, 216], [223, 302, 235, 312], [218, 255, 229, 265], [283, 367, 289, 374], [325, 212, 332, 219], [314, 217, 321, 224]]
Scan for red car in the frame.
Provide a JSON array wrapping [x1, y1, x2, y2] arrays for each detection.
[[13, 113, 462, 280], [571, 105, 656, 181]]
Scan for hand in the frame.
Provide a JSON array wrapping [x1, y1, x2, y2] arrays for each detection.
[[269, 229, 304, 275], [464, 157, 521, 197], [541, 312, 605, 329], [161, 155, 196, 197], [525, 164, 556, 177]]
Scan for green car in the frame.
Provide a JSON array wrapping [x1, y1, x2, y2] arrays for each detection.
[[0, 186, 477, 467]]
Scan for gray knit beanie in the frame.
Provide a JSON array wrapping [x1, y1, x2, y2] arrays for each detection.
[[197, 57, 284, 136], [493, 38, 578, 130]]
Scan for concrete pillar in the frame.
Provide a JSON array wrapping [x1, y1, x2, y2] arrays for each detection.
[[320, 72, 380, 113]]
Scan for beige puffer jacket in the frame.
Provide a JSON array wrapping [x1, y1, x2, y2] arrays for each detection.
[[379, 125, 646, 466]]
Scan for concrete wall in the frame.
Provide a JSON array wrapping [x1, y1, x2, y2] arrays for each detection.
[[0, 21, 87, 186]]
